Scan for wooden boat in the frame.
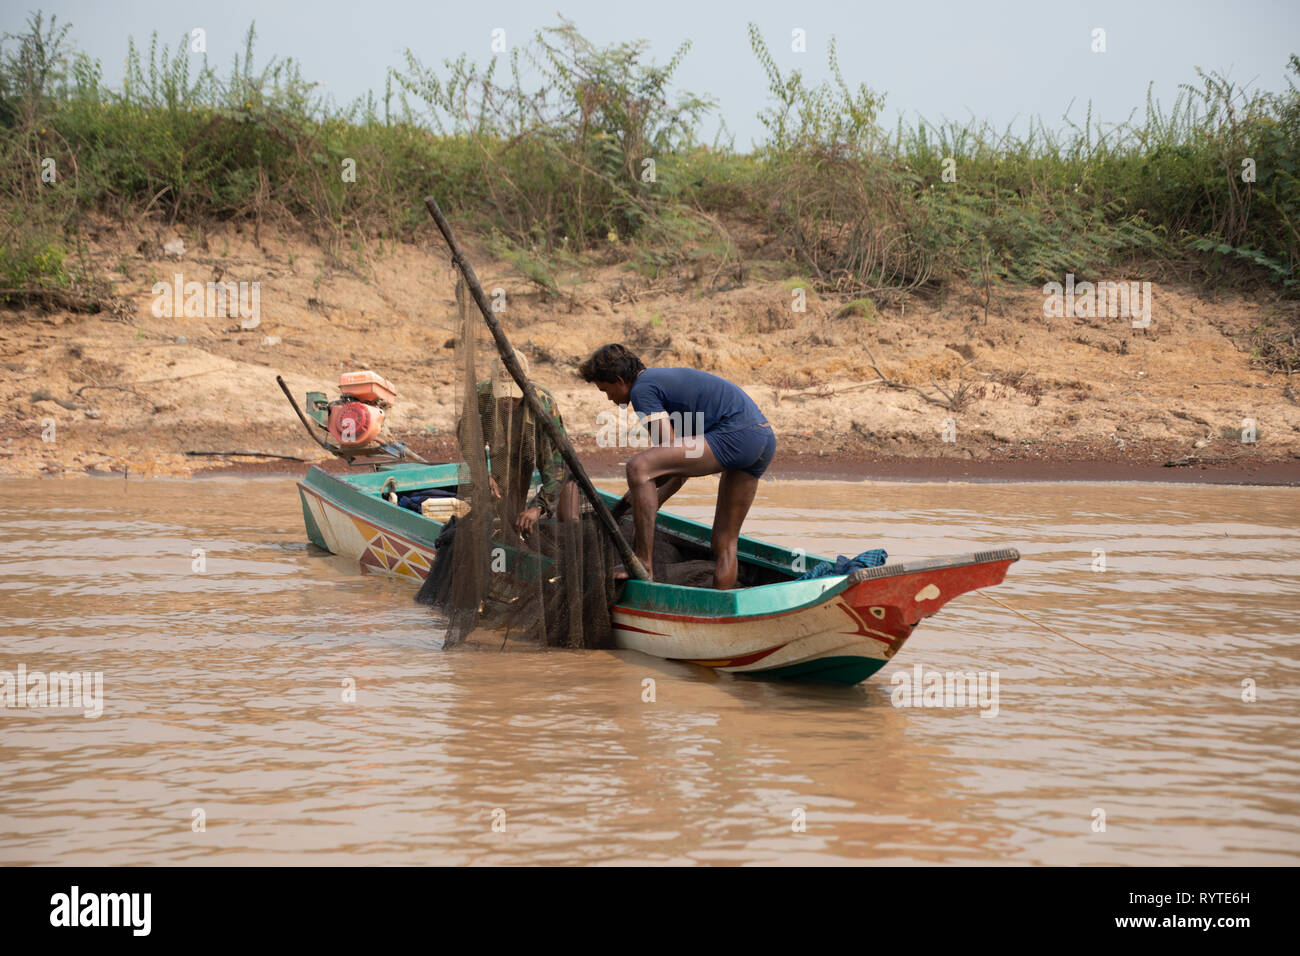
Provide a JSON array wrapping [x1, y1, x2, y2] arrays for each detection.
[[297, 463, 1019, 685]]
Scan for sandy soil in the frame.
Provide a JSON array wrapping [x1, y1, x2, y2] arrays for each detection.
[[2, 217, 1298, 483]]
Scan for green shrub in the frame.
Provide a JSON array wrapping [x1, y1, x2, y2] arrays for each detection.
[[0, 10, 1295, 301]]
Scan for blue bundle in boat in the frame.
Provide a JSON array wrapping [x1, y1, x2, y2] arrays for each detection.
[[796, 549, 887, 580]]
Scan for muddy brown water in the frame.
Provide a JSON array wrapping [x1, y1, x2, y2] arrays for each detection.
[[1, 476, 1296, 865]]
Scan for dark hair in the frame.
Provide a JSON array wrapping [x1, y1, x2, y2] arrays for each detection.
[[579, 343, 645, 384]]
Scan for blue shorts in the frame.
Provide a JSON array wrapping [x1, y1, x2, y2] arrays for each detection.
[[704, 422, 776, 478]]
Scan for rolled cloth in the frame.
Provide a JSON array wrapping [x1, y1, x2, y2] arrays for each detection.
[[796, 549, 888, 580]]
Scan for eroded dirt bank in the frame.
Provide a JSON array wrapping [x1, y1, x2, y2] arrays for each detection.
[[3, 220, 1298, 483]]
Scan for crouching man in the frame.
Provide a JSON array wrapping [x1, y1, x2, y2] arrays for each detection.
[[579, 343, 775, 589]]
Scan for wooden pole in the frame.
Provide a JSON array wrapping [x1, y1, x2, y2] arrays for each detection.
[[422, 196, 649, 581]]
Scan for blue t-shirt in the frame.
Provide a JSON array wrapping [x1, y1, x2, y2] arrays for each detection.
[[628, 368, 767, 437]]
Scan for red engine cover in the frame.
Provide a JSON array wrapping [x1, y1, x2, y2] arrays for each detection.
[[328, 402, 384, 447]]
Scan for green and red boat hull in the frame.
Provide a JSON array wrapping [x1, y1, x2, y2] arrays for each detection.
[[296, 464, 1019, 684]]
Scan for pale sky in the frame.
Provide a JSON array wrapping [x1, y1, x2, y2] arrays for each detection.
[[5, 0, 1297, 149]]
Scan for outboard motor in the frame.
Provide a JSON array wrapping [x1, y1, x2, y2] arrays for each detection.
[[276, 368, 426, 465], [327, 370, 394, 448]]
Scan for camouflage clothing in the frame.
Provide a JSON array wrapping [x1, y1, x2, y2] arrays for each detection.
[[469, 379, 570, 517]]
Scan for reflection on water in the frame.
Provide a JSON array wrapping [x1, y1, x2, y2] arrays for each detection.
[[0, 476, 1296, 864]]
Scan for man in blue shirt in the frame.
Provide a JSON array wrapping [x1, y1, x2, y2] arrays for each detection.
[[579, 344, 776, 589]]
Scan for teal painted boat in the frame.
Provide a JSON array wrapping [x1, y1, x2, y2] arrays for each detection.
[[297, 463, 1019, 685]]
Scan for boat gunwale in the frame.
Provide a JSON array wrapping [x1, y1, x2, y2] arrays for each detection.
[[297, 464, 1020, 622], [308, 462, 834, 575]]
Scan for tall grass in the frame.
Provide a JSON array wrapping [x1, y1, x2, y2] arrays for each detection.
[[0, 10, 1296, 305], [741, 25, 1298, 293]]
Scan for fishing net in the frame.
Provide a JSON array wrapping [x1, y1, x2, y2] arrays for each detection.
[[416, 277, 619, 649]]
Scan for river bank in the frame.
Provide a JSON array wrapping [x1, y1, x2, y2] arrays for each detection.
[[3, 220, 1297, 484]]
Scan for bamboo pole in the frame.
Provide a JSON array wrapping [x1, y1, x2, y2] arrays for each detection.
[[423, 196, 649, 581]]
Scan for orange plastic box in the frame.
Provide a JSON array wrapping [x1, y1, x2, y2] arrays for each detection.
[[339, 370, 396, 405]]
